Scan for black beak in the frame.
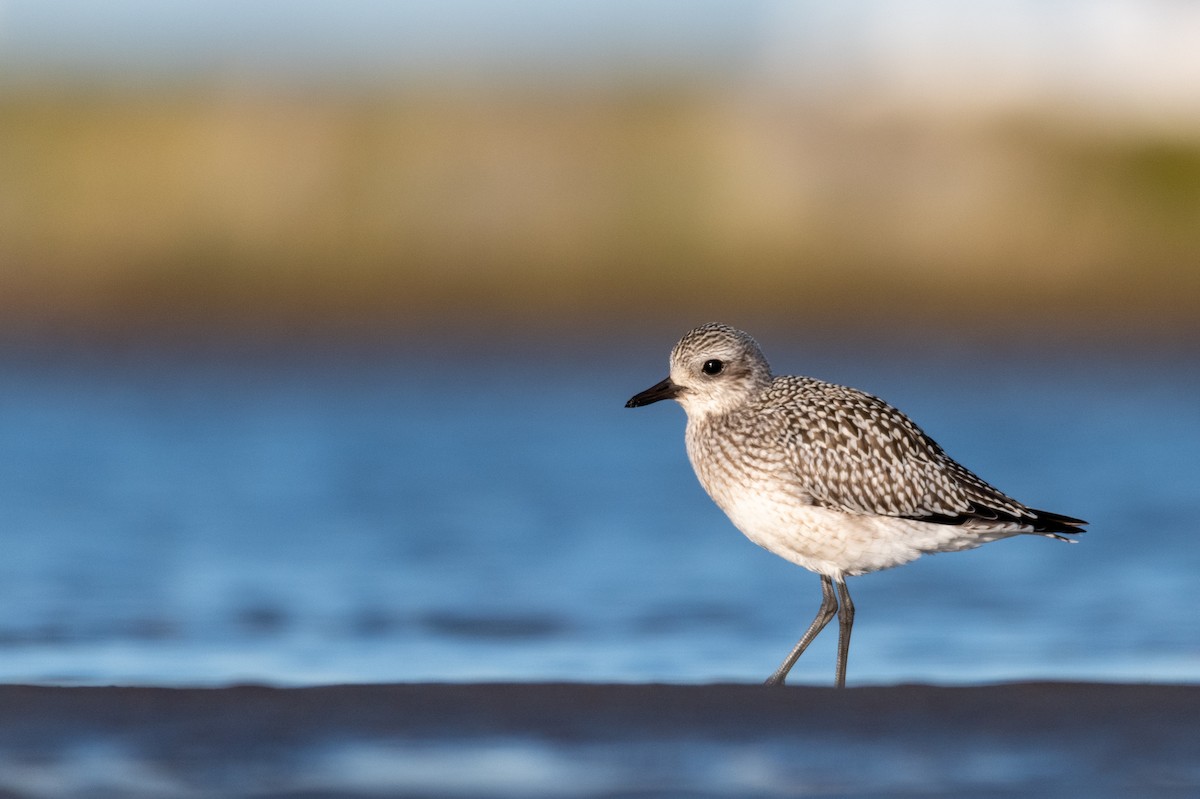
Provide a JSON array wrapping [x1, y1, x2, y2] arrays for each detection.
[[625, 377, 682, 408]]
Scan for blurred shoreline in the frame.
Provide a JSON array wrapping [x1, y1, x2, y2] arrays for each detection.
[[3, 85, 1199, 349]]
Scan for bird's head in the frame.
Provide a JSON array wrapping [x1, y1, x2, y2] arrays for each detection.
[[626, 323, 772, 419]]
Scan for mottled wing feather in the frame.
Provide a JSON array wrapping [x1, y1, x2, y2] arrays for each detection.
[[758, 376, 1080, 533]]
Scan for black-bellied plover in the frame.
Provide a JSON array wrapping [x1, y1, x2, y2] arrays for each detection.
[[626, 323, 1086, 687]]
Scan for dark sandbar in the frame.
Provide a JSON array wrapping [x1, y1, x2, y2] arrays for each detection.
[[0, 682, 1195, 797], [2, 681, 1196, 740]]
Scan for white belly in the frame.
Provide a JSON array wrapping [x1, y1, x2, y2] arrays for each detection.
[[684, 420, 1018, 578], [717, 490, 1012, 578]]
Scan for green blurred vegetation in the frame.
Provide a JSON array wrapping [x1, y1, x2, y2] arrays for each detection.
[[2, 85, 1198, 339]]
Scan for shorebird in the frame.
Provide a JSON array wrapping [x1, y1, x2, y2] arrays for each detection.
[[625, 323, 1085, 687]]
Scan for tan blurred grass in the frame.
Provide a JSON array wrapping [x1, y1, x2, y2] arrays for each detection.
[[2, 85, 1198, 339]]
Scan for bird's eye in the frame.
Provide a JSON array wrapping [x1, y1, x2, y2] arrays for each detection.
[[702, 359, 725, 375]]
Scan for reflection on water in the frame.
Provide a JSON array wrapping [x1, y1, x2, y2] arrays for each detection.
[[0, 336, 1196, 685], [0, 737, 1138, 799]]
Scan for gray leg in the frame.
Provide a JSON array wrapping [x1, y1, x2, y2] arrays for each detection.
[[833, 578, 854, 689], [764, 575, 838, 686]]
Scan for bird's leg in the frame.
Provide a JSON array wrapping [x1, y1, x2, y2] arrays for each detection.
[[833, 579, 854, 689], [764, 574, 838, 686]]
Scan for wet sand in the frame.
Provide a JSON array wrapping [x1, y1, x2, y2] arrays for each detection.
[[0, 682, 1195, 798]]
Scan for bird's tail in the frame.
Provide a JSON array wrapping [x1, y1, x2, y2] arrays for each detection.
[[1028, 509, 1087, 542]]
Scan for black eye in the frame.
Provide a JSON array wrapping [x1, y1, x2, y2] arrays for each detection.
[[702, 359, 724, 376]]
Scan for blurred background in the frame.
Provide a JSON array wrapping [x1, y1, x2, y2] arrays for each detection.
[[0, 0, 1196, 686]]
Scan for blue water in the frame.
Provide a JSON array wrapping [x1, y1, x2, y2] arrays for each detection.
[[0, 333, 1196, 686]]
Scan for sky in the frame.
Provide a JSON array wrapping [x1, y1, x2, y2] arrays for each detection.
[[2, 0, 1200, 120]]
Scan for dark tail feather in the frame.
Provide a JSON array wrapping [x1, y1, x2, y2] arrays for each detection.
[[1028, 508, 1087, 541]]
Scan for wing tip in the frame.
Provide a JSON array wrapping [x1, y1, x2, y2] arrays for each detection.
[[904, 504, 1087, 537]]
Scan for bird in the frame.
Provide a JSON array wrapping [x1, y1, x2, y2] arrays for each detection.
[[625, 323, 1085, 688]]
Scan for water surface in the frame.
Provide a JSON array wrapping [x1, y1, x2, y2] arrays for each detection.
[[0, 333, 1195, 686]]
